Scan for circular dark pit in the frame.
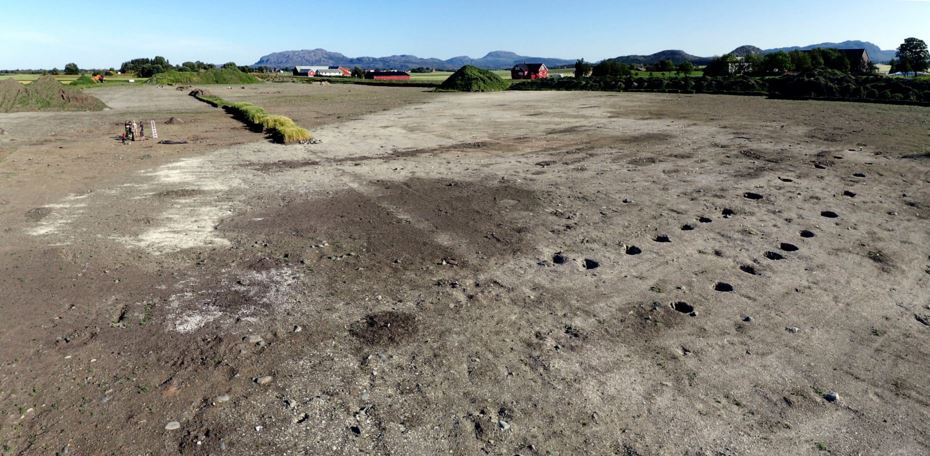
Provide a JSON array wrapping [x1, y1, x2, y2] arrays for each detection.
[[671, 301, 695, 315], [583, 259, 600, 270], [800, 230, 815, 238], [744, 192, 764, 200], [625, 245, 642, 256], [699, 216, 712, 224], [681, 224, 696, 231], [553, 253, 568, 265], [765, 251, 785, 261], [821, 211, 839, 219], [780, 243, 799, 252], [714, 282, 734, 292], [722, 208, 735, 218], [654, 235, 671, 243], [740, 265, 758, 275]]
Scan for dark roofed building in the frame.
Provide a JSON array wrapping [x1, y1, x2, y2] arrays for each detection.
[[836, 49, 871, 73]]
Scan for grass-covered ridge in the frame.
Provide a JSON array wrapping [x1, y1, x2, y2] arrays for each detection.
[[439, 65, 510, 92], [189, 91, 311, 144], [149, 68, 260, 85]]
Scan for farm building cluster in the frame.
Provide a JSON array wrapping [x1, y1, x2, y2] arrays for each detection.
[[291, 63, 557, 81], [292, 66, 414, 81]]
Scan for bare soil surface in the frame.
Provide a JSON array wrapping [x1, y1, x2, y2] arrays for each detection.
[[2, 86, 930, 455]]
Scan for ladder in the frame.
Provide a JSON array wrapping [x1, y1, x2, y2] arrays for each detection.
[[150, 120, 158, 139]]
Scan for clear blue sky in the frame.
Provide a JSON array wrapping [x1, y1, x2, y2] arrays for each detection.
[[1, 0, 928, 69]]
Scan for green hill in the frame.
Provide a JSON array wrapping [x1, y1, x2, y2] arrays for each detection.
[[439, 65, 509, 92], [148, 68, 260, 85]]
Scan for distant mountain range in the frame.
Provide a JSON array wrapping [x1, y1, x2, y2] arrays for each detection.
[[254, 49, 575, 70], [254, 41, 897, 70], [607, 41, 895, 65]]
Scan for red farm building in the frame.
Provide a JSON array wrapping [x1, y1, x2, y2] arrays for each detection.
[[365, 70, 411, 81], [511, 63, 549, 80]]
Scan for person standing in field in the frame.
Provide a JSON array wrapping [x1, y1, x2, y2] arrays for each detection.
[[139, 121, 145, 140]]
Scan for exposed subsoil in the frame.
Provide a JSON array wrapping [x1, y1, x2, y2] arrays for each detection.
[[2, 87, 930, 455]]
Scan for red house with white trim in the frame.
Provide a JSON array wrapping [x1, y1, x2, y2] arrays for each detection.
[[511, 63, 549, 80]]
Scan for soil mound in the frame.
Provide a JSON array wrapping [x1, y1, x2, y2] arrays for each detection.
[[0, 76, 106, 113], [439, 65, 509, 92], [148, 68, 260, 85], [165, 117, 184, 124]]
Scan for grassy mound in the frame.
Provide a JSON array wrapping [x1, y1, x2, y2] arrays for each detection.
[[0, 76, 106, 112], [69, 74, 98, 87], [439, 65, 509, 92], [149, 68, 260, 85], [189, 91, 311, 144]]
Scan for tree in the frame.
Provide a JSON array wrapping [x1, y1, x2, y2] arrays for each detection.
[[658, 59, 676, 72], [676, 61, 694, 76], [351, 66, 365, 78], [744, 54, 764, 75], [591, 59, 631, 78], [574, 59, 593, 78], [64, 63, 80, 75], [762, 52, 791, 75], [896, 37, 929, 74], [703, 54, 737, 77], [222, 62, 238, 70], [789, 51, 813, 73]]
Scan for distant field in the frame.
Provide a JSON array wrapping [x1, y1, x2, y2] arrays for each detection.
[[0, 74, 147, 85], [410, 68, 574, 83]]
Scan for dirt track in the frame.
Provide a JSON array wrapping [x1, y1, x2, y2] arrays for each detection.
[[2, 84, 930, 455]]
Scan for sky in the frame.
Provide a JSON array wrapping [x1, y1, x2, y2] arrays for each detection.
[[0, 0, 928, 69]]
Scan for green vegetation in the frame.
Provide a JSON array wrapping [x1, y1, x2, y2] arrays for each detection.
[[69, 74, 98, 87], [0, 76, 106, 112], [891, 37, 930, 74], [120, 56, 173, 77], [148, 68, 260, 85], [63, 63, 80, 75], [574, 59, 593, 78], [511, 68, 930, 106], [438, 65, 509, 92], [189, 92, 311, 144]]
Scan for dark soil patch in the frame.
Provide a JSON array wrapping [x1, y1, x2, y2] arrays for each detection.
[[625, 245, 642, 255], [583, 259, 600, 270], [800, 230, 816, 238], [740, 265, 758, 275], [744, 192, 764, 200], [553, 253, 569, 265], [843, 191, 857, 198], [25, 207, 52, 222], [154, 189, 203, 199], [853, 173, 866, 178], [714, 282, 734, 292], [350, 311, 417, 345], [654, 234, 671, 243], [698, 216, 712, 224], [681, 224, 696, 231], [249, 159, 321, 173], [821, 211, 839, 219], [722, 208, 735, 218]]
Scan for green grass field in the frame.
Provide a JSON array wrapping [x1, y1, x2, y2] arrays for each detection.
[[0, 73, 148, 85], [409, 68, 698, 83]]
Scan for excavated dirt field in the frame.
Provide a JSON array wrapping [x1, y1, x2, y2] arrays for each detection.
[[1, 83, 930, 455]]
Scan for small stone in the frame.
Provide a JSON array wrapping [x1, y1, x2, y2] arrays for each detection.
[[256, 376, 273, 385], [293, 413, 309, 424], [786, 326, 800, 334], [498, 419, 511, 431], [824, 392, 839, 403], [215, 394, 231, 403], [742, 316, 754, 323], [293, 325, 303, 333], [247, 335, 264, 344], [165, 421, 181, 431]]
